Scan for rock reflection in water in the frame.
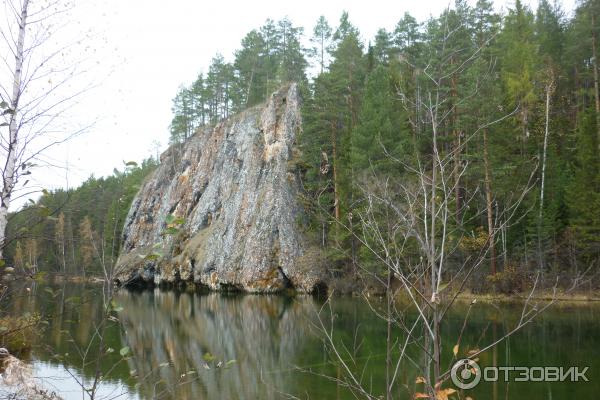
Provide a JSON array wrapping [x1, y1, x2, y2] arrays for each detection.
[[117, 290, 317, 399]]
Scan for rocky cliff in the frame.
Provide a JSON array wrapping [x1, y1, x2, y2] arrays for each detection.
[[115, 84, 324, 293]]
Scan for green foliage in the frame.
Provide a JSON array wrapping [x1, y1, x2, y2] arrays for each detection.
[[168, 17, 309, 144], [119, 346, 130, 357], [351, 65, 408, 172], [310, 16, 333, 73], [4, 158, 158, 275], [297, 2, 600, 279], [0, 313, 42, 355], [566, 109, 600, 260], [486, 265, 529, 294], [6, 2, 600, 281]]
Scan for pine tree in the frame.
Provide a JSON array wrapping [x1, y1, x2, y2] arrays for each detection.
[[371, 29, 393, 66], [205, 54, 235, 122], [328, 12, 367, 268], [499, 0, 538, 141], [332, 11, 360, 43], [351, 65, 407, 173], [466, 0, 502, 273], [275, 18, 308, 84], [394, 12, 421, 53], [190, 73, 207, 126], [567, 109, 600, 261], [234, 30, 268, 107], [169, 86, 194, 143], [310, 16, 332, 74], [260, 19, 281, 97]]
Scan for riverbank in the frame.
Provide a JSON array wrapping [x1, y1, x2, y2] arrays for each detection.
[[359, 283, 600, 305], [1, 273, 105, 285], [454, 289, 600, 303], [4, 272, 600, 304]]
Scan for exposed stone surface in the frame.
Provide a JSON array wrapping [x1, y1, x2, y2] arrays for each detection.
[[115, 84, 324, 292]]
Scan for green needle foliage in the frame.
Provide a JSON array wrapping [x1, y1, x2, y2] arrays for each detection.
[[5, 3, 600, 285]]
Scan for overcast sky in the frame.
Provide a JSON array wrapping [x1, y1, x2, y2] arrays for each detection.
[[15, 0, 576, 209]]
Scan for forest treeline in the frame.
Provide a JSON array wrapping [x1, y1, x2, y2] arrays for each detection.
[[5, 0, 600, 286], [167, 0, 599, 287], [4, 160, 157, 275]]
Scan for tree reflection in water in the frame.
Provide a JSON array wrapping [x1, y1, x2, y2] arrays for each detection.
[[2, 283, 600, 400], [117, 290, 318, 399]]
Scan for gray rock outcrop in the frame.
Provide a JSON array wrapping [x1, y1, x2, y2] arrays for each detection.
[[115, 84, 324, 292]]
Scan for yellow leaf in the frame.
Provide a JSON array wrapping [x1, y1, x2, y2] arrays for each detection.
[[452, 344, 459, 356], [466, 397, 474, 400], [415, 376, 427, 384], [436, 388, 457, 400], [414, 393, 429, 399], [467, 348, 480, 356]]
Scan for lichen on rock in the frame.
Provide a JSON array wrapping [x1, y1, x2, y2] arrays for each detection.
[[115, 84, 325, 293]]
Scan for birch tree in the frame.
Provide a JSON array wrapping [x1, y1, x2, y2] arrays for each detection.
[[0, 0, 30, 260], [0, 0, 89, 260]]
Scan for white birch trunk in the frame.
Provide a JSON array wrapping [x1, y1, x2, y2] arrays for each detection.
[[540, 83, 552, 217], [0, 0, 29, 260]]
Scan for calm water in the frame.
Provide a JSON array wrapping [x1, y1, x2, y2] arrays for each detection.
[[1, 282, 598, 399]]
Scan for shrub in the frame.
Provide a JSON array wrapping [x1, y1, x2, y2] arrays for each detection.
[[485, 265, 528, 294], [0, 313, 42, 356]]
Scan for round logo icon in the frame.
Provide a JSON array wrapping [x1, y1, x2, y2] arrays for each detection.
[[451, 359, 481, 389]]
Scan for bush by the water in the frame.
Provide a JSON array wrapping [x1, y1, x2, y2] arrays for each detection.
[[0, 313, 42, 356]]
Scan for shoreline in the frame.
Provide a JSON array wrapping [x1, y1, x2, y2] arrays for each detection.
[[6, 273, 600, 304], [452, 290, 600, 303]]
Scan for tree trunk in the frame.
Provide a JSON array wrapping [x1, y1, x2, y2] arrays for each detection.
[[538, 81, 552, 271], [385, 265, 393, 400], [0, 0, 29, 260], [430, 117, 440, 387], [451, 68, 462, 223], [433, 308, 441, 386], [592, 13, 600, 150], [68, 216, 76, 273], [246, 69, 254, 107], [430, 120, 438, 294], [483, 128, 496, 275], [320, 35, 325, 75], [331, 124, 340, 221]]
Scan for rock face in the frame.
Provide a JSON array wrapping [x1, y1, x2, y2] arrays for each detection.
[[115, 84, 324, 293]]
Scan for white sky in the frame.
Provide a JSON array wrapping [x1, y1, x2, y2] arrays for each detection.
[[14, 0, 576, 209]]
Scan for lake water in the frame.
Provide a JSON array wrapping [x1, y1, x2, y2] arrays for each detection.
[[1, 282, 598, 399]]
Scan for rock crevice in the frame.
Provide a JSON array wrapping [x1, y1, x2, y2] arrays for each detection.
[[115, 84, 323, 293]]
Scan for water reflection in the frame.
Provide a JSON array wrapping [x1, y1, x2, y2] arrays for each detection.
[[1, 282, 599, 400], [0, 282, 134, 399], [117, 290, 318, 399]]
